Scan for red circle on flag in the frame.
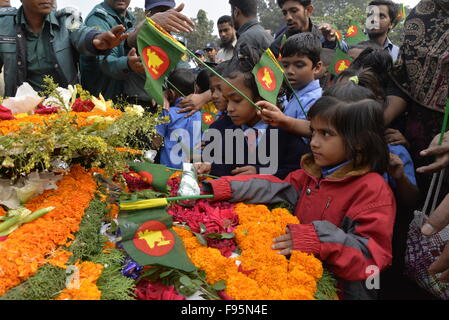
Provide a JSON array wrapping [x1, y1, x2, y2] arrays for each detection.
[[133, 221, 175, 256], [335, 59, 351, 74], [202, 112, 214, 125], [346, 25, 359, 37], [256, 67, 276, 91], [142, 46, 170, 80]]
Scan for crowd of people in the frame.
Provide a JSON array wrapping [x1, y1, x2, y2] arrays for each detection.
[[1, 0, 449, 300]]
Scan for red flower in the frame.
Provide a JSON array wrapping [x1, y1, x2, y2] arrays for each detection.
[[135, 279, 185, 300], [34, 104, 59, 115], [72, 98, 95, 112], [0, 105, 15, 120], [122, 172, 151, 192], [207, 238, 237, 258]]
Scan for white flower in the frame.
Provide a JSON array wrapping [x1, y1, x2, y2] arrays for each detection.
[[125, 104, 145, 117], [1, 82, 43, 114], [43, 86, 76, 111]]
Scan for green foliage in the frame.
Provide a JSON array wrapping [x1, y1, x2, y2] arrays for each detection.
[[138, 266, 224, 300], [0, 198, 136, 300], [0, 265, 67, 300], [129, 7, 146, 24], [0, 98, 161, 180], [315, 269, 339, 300], [257, 0, 284, 34], [180, 10, 218, 50]]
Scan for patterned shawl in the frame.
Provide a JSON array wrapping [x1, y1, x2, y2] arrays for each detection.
[[391, 0, 449, 112]]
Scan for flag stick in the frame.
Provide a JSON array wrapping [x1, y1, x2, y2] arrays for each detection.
[[166, 79, 186, 98], [184, 49, 262, 111], [282, 74, 308, 118], [438, 98, 449, 145]]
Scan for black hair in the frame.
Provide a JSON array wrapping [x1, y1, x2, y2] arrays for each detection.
[[280, 32, 322, 67], [222, 43, 262, 100], [196, 69, 210, 94], [277, 0, 311, 8], [368, 0, 400, 26], [229, 0, 257, 17], [334, 67, 385, 103], [166, 68, 195, 98], [308, 94, 389, 174], [348, 40, 382, 51], [218, 15, 234, 27], [351, 48, 393, 87]]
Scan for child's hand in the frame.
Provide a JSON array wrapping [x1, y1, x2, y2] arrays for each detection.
[[272, 228, 293, 255], [231, 166, 257, 175], [194, 162, 212, 175], [387, 153, 405, 180], [385, 128, 410, 148], [256, 101, 287, 127]]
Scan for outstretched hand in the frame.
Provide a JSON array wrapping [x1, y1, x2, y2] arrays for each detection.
[[151, 3, 195, 33], [272, 228, 293, 255], [93, 25, 128, 51], [416, 131, 449, 174]]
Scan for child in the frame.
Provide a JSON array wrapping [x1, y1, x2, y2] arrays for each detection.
[[197, 44, 309, 179], [280, 32, 323, 120], [347, 40, 382, 60], [208, 62, 229, 121], [203, 90, 396, 300], [156, 69, 201, 169]]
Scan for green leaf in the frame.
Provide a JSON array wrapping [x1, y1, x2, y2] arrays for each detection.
[[211, 280, 226, 291], [205, 232, 235, 239], [179, 275, 193, 287], [199, 223, 207, 234], [198, 269, 207, 279], [159, 270, 174, 278], [194, 232, 207, 246]]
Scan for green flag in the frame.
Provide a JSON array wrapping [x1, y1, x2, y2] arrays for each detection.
[[335, 29, 343, 49], [397, 4, 406, 21], [252, 49, 284, 105], [278, 34, 288, 60], [201, 110, 216, 131], [344, 20, 368, 47], [118, 207, 196, 272], [137, 18, 186, 106], [329, 48, 354, 76], [129, 162, 178, 193]]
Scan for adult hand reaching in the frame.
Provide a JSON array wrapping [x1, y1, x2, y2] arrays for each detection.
[[127, 48, 145, 74], [93, 25, 128, 51], [319, 23, 337, 42], [416, 131, 449, 174], [151, 4, 195, 34]]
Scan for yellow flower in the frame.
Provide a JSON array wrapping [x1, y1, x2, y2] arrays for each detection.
[[125, 105, 145, 117], [91, 94, 113, 112]]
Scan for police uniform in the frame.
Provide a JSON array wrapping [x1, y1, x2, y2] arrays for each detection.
[[80, 1, 136, 101], [0, 6, 109, 97]]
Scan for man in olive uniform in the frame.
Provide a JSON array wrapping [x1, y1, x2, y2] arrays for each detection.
[[80, 0, 139, 101], [0, 0, 127, 97]]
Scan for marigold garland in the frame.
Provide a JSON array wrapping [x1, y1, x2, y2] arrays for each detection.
[[173, 203, 324, 300], [0, 110, 123, 136], [54, 260, 104, 300], [0, 165, 97, 295]]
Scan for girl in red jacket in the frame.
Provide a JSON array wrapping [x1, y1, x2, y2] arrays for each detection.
[[203, 93, 396, 300]]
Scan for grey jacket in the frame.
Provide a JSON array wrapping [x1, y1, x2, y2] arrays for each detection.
[[235, 19, 274, 54]]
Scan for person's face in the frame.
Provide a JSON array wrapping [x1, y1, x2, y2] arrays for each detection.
[[106, 0, 131, 14], [348, 47, 364, 60], [281, 54, 322, 90], [366, 5, 393, 37], [210, 76, 227, 112], [205, 48, 217, 61], [281, 1, 313, 33], [218, 22, 236, 45], [223, 74, 260, 127], [0, 0, 11, 7], [22, 0, 53, 15], [310, 116, 347, 168]]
